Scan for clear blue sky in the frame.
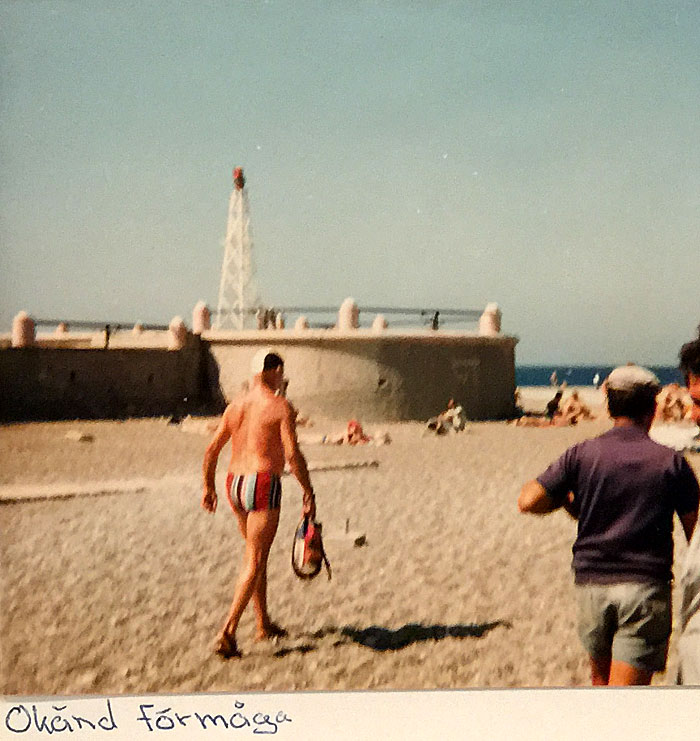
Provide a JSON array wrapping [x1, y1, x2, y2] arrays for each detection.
[[1, 1, 698, 363]]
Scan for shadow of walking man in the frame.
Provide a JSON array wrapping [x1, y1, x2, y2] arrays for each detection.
[[274, 621, 509, 657], [339, 621, 509, 651]]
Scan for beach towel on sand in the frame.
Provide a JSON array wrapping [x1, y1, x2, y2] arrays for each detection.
[[291, 516, 332, 581]]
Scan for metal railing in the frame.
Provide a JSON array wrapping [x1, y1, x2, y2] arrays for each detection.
[[212, 305, 482, 330], [33, 319, 169, 332], [31, 304, 483, 333]]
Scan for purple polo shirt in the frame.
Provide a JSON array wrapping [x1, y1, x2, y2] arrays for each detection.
[[537, 425, 700, 584]]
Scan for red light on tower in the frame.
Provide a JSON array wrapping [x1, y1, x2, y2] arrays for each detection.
[[233, 167, 245, 190]]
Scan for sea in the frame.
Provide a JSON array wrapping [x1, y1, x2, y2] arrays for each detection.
[[516, 365, 683, 387]]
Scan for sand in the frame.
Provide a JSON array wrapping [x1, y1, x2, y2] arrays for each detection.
[[2, 389, 699, 695]]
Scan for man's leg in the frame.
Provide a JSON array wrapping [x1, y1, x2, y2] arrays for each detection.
[[576, 584, 615, 685], [230, 494, 285, 641], [609, 582, 670, 686], [217, 509, 280, 650], [589, 655, 611, 685], [236, 506, 285, 639], [607, 661, 653, 686], [252, 560, 287, 640]]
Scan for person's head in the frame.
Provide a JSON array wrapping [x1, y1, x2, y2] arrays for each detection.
[[250, 347, 285, 391], [605, 365, 660, 426], [679, 335, 700, 423]]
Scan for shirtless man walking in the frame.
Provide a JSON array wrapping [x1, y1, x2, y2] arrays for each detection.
[[202, 348, 316, 658]]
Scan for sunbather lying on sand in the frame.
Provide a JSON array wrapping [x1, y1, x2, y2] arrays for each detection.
[[654, 384, 692, 423], [424, 399, 467, 435], [300, 419, 391, 446], [512, 413, 577, 428], [559, 391, 594, 421]]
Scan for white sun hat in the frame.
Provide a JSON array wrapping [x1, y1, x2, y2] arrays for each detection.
[[249, 347, 284, 376], [606, 365, 660, 392]]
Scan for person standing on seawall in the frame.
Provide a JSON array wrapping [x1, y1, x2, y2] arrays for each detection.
[[519, 365, 699, 685]]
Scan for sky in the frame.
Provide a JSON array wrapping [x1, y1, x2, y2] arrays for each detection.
[[1, 0, 698, 364]]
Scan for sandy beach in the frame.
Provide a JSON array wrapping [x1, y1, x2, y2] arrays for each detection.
[[2, 387, 699, 695]]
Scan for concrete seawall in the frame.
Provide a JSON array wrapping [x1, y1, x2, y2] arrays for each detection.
[[0, 330, 517, 422], [0, 337, 221, 422], [206, 330, 517, 422]]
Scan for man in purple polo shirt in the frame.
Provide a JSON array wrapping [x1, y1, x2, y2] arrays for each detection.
[[519, 365, 699, 686]]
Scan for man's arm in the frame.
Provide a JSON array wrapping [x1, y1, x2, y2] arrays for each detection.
[[280, 402, 315, 518], [518, 480, 563, 515], [201, 412, 232, 513]]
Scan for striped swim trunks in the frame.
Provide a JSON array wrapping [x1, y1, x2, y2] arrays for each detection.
[[226, 472, 282, 513]]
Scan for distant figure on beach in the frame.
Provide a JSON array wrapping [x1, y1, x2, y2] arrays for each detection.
[[654, 383, 692, 424], [592, 373, 600, 389], [559, 391, 593, 423], [512, 413, 573, 428], [346, 419, 371, 445], [519, 364, 699, 686], [310, 419, 391, 446], [545, 390, 563, 420], [676, 333, 700, 684], [512, 389, 584, 427], [424, 398, 467, 435], [550, 371, 558, 386], [201, 348, 316, 659]]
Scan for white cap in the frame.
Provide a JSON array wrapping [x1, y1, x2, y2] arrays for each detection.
[[606, 365, 660, 392], [250, 347, 283, 376]]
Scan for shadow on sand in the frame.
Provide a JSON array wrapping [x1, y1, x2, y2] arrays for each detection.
[[273, 620, 510, 657]]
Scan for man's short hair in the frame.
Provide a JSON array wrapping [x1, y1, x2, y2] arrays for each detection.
[[605, 365, 660, 421], [679, 335, 700, 382], [607, 387, 658, 421], [250, 347, 284, 376], [262, 352, 284, 371]]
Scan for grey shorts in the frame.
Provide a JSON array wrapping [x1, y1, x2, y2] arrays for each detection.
[[575, 581, 672, 673]]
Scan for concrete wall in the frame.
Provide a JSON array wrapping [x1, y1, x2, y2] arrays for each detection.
[[206, 331, 518, 421], [0, 337, 219, 422], [0, 330, 517, 423]]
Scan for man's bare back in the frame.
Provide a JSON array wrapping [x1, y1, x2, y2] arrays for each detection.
[[202, 377, 313, 513], [225, 385, 292, 475]]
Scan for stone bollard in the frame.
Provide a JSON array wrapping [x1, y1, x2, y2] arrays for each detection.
[[192, 301, 211, 335], [168, 316, 188, 350], [294, 316, 309, 330], [55, 322, 69, 335], [275, 312, 285, 330], [478, 303, 502, 336], [372, 314, 388, 332], [132, 323, 144, 335], [337, 297, 360, 330], [12, 311, 35, 347]]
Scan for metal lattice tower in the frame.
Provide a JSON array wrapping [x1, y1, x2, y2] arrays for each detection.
[[214, 167, 260, 330]]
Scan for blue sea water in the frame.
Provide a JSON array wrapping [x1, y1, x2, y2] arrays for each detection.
[[516, 365, 683, 387]]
